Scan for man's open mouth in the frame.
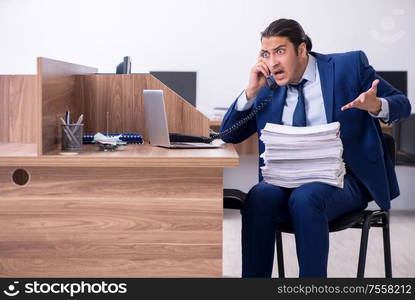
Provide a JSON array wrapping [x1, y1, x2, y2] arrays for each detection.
[[273, 69, 285, 79]]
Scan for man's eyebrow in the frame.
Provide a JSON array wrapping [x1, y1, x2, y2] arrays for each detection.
[[261, 44, 287, 52]]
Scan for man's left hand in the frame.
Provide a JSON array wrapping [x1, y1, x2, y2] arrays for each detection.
[[341, 79, 381, 115]]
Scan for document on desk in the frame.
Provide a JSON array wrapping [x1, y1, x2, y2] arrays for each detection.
[[260, 122, 345, 188]]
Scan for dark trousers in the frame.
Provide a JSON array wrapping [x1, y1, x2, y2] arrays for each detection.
[[242, 174, 370, 277]]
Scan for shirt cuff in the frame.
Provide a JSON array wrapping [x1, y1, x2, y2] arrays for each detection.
[[369, 97, 389, 122], [235, 90, 255, 111]]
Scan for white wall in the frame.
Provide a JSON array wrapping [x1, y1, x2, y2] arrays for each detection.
[[0, 0, 413, 116]]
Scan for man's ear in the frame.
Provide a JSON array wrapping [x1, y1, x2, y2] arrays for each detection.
[[299, 42, 307, 57]]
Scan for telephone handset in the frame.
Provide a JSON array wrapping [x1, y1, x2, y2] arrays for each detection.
[[171, 76, 278, 143], [266, 75, 279, 90]]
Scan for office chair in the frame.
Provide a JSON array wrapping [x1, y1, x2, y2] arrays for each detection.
[[223, 133, 395, 278], [394, 113, 415, 165]]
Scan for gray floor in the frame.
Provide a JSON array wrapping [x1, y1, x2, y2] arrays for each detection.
[[223, 157, 415, 277]]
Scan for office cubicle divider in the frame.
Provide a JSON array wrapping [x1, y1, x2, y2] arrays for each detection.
[[0, 57, 211, 156], [0, 75, 38, 156]]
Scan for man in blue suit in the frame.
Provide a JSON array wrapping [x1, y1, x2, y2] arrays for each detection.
[[220, 19, 411, 277]]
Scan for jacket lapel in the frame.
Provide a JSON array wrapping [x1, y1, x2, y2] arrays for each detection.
[[313, 52, 334, 123]]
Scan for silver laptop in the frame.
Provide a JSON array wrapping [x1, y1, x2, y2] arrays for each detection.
[[143, 90, 221, 149]]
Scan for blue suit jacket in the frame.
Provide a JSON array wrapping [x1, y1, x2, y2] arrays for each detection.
[[220, 51, 411, 210]]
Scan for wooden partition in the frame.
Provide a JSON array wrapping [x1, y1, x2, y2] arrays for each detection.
[[38, 57, 98, 155], [0, 75, 38, 156], [76, 74, 210, 142], [76, 74, 136, 135], [145, 75, 210, 138]]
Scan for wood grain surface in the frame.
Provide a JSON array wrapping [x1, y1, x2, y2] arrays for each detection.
[[77, 74, 210, 142], [0, 75, 38, 154], [0, 166, 224, 277], [0, 144, 238, 168], [38, 57, 97, 155]]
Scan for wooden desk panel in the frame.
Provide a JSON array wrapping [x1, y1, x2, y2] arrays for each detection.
[[0, 144, 239, 168], [0, 166, 224, 277], [0, 75, 38, 145], [380, 122, 393, 135], [0, 143, 37, 157]]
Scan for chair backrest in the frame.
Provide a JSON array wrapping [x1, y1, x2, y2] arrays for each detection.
[[382, 133, 396, 166], [393, 114, 415, 155]]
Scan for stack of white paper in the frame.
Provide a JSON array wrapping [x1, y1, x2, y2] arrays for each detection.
[[260, 122, 345, 188]]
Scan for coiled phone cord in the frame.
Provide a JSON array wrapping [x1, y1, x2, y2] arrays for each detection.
[[208, 93, 274, 142]]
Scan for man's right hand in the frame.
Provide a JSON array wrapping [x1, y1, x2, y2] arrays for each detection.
[[245, 56, 271, 100]]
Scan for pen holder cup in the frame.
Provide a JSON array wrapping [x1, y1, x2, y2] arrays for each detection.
[[61, 124, 84, 152]]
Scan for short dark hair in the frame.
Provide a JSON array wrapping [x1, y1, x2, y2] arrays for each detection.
[[261, 19, 312, 54]]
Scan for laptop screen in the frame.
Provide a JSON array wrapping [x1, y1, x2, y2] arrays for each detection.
[[143, 90, 171, 147]]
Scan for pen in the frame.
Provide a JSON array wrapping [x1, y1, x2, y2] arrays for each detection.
[[65, 111, 70, 124], [72, 114, 84, 136], [76, 114, 84, 125]]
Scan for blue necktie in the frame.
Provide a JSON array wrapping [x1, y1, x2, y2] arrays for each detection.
[[291, 79, 307, 127]]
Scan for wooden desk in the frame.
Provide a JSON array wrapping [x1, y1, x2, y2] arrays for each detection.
[[0, 144, 238, 277], [0, 57, 239, 277]]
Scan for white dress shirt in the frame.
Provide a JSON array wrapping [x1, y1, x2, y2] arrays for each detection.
[[235, 54, 389, 124]]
